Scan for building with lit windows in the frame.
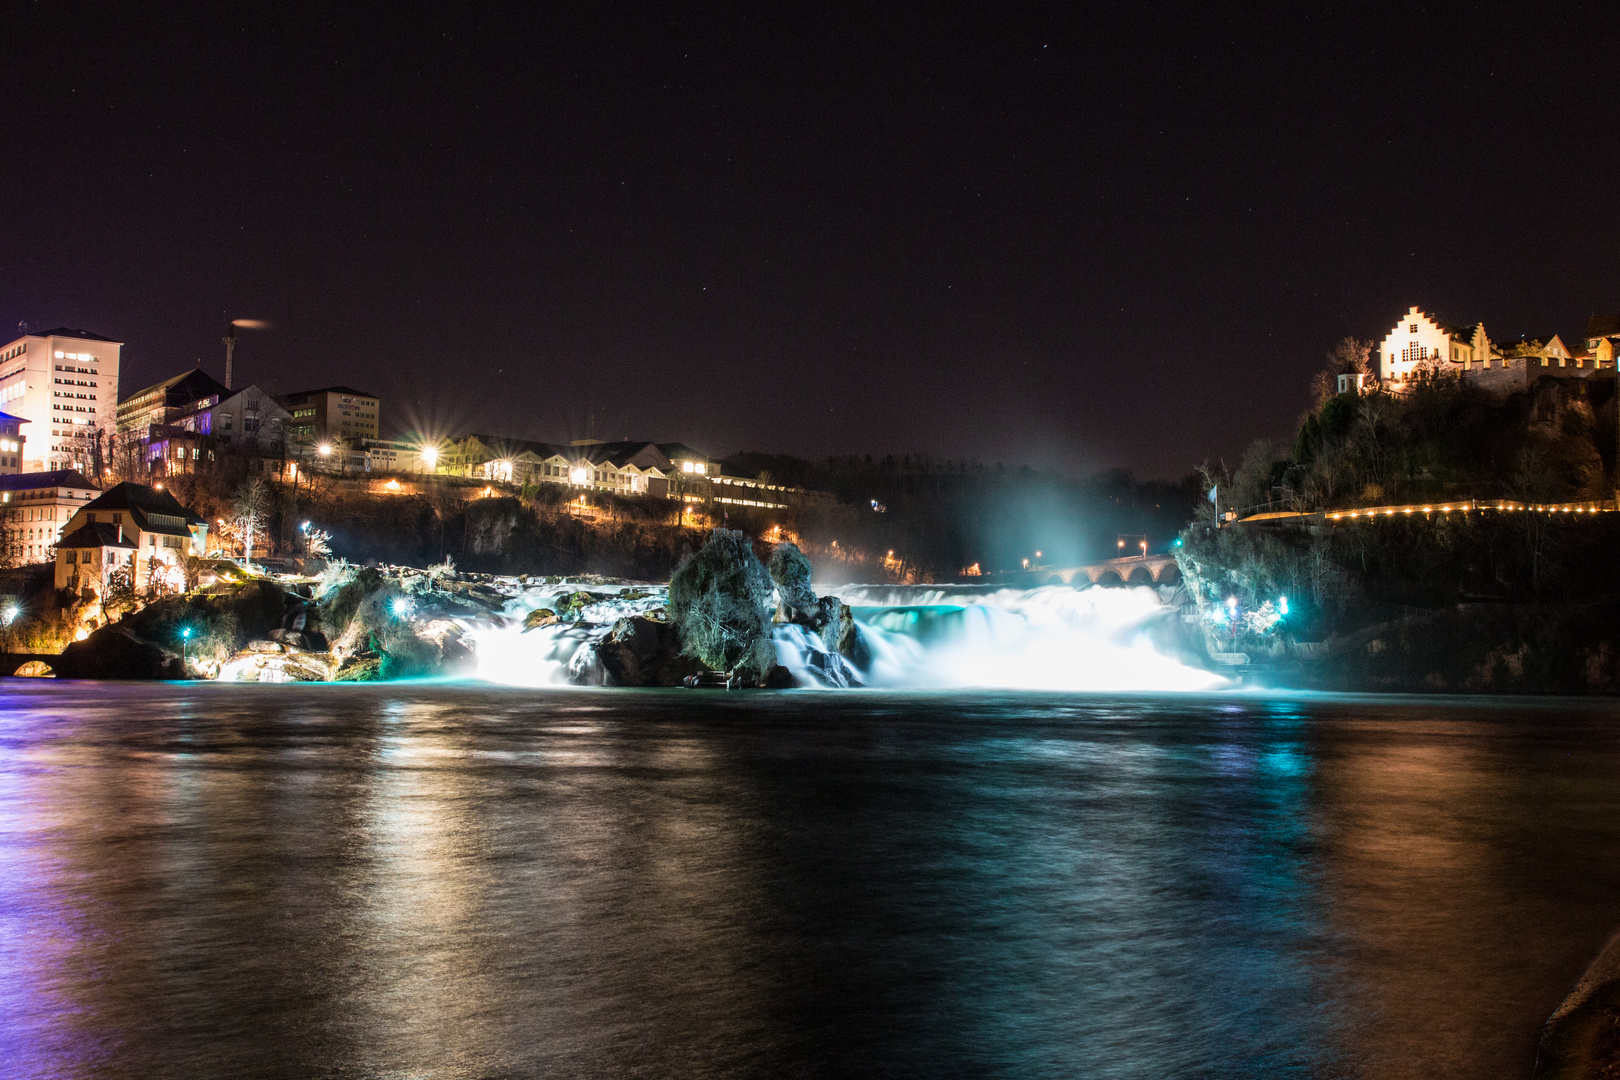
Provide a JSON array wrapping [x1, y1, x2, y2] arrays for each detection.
[[1377, 306, 1606, 394], [54, 482, 208, 595], [275, 385, 380, 450], [0, 411, 26, 474], [0, 328, 122, 472], [0, 470, 102, 565], [116, 368, 231, 434]]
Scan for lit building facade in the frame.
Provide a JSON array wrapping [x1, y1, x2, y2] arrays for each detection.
[[0, 410, 26, 474], [55, 482, 208, 595], [1, 470, 103, 565], [276, 385, 381, 450], [0, 328, 122, 473]]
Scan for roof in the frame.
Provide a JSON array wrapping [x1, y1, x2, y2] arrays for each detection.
[[572, 440, 664, 468], [0, 409, 26, 425], [279, 385, 379, 401], [26, 328, 121, 344], [82, 482, 205, 529], [0, 470, 99, 493], [1585, 314, 1620, 339], [57, 522, 138, 550], [461, 433, 569, 459], [1435, 320, 1481, 340], [654, 442, 709, 462], [118, 368, 230, 408], [715, 458, 758, 480]]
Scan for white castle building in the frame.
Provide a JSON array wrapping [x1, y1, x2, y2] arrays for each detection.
[[1375, 306, 1604, 394]]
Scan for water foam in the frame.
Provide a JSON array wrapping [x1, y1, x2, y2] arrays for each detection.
[[471, 580, 1222, 692]]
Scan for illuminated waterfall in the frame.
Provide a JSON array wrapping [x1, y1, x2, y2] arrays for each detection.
[[471, 581, 1224, 692]]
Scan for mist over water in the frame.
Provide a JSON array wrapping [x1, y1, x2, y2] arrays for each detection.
[[473, 581, 1222, 691]]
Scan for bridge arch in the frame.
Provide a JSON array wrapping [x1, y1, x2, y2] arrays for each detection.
[[1095, 570, 1124, 586], [1155, 563, 1181, 584]]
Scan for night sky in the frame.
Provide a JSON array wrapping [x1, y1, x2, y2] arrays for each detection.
[[5, 4, 1618, 478]]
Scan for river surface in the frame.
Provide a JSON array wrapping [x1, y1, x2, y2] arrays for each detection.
[[3, 684, 1620, 1078]]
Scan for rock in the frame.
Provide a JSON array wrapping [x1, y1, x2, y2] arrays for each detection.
[[817, 596, 868, 666], [596, 615, 705, 687], [247, 639, 284, 653], [760, 664, 797, 689], [269, 627, 329, 651], [335, 656, 385, 682], [523, 608, 559, 631], [53, 626, 185, 680]]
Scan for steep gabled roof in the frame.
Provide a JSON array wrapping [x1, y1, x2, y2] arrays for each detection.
[[1584, 314, 1620, 339], [82, 482, 205, 528], [119, 368, 230, 407], [0, 470, 99, 493], [57, 521, 138, 549]]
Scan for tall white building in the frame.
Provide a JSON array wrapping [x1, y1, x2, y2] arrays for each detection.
[[0, 328, 122, 473]]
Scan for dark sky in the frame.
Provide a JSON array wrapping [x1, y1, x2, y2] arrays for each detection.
[[4, 3, 1618, 477]]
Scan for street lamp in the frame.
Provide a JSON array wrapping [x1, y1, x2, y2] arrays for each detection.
[[318, 443, 332, 458], [180, 626, 192, 671], [420, 444, 439, 472]]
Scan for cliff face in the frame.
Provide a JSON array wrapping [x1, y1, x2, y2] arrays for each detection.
[[1177, 511, 1620, 694]]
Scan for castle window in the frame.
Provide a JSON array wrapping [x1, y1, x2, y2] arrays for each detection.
[[1410, 324, 1418, 334]]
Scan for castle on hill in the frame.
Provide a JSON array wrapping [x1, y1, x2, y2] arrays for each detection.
[[1373, 305, 1619, 393]]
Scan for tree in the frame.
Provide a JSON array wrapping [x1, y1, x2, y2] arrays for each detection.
[[227, 477, 270, 562], [0, 504, 24, 569], [1310, 337, 1373, 407]]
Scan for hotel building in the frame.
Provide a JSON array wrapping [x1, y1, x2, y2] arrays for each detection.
[[0, 328, 121, 473]]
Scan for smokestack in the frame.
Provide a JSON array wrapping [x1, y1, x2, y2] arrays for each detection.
[[223, 324, 238, 390]]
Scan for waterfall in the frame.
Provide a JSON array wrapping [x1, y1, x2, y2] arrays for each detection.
[[472, 580, 1223, 691]]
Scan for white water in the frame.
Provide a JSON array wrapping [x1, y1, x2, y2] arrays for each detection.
[[471, 580, 1223, 692]]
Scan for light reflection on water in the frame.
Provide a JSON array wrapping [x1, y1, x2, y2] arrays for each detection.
[[1, 685, 1619, 1078]]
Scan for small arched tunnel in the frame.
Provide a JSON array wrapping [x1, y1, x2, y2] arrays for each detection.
[[1127, 566, 1155, 585], [1155, 563, 1182, 584], [0, 656, 55, 677], [1095, 570, 1124, 586]]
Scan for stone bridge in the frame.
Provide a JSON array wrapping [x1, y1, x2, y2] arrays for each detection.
[[1030, 553, 1182, 587], [0, 652, 56, 677]]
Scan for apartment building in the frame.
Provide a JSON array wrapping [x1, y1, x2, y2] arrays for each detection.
[[0, 328, 121, 472], [0, 470, 102, 565]]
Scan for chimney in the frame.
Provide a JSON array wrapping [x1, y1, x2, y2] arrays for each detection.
[[117, 524, 123, 544]]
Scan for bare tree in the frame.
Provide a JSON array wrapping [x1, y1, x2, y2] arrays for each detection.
[[228, 476, 270, 563]]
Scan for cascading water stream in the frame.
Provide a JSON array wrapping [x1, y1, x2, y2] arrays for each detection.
[[471, 581, 1224, 691]]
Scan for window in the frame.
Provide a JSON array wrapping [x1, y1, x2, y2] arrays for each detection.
[[1409, 324, 1418, 334]]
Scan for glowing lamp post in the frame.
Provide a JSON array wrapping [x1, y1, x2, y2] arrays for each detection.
[[180, 627, 192, 671], [1, 602, 18, 655], [420, 445, 439, 473]]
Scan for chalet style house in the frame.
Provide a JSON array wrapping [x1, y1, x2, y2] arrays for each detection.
[[55, 482, 208, 596]]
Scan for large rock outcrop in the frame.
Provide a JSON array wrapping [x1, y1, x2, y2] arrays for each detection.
[[667, 529, 777, 684], [53, 626, 185, 680], [596, 614, 705, 687]]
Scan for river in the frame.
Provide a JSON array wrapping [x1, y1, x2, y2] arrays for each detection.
[[2, 683, 1618, 1078]]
